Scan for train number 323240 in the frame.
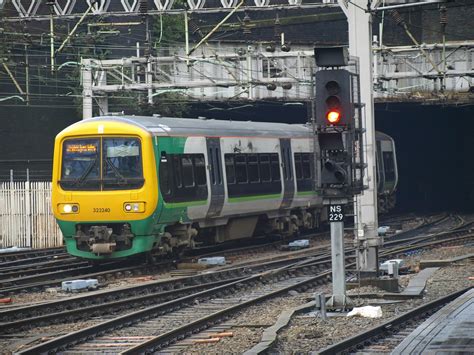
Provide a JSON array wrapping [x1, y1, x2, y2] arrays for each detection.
[[93, 208, 111, 213]]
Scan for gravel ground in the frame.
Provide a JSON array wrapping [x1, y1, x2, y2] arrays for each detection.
[[2, 220, 471, 354], [404, 245, 474, 267], [0, 319, 101, 354], [183, 288, 330, 355], [177, 246, 472, 354], [274, 258, 473, 353]]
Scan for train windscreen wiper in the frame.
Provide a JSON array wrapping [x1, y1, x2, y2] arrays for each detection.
[[104, 158, 126, 182], [71, 156, 98, 186]]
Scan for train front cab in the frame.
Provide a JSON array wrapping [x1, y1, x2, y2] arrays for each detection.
[[376, 132, 398, 213], [51, 120, 159, 260]]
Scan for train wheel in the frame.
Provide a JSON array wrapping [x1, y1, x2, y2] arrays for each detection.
[[172, 246, 186, 260], [387, 194, 397, 211], [145, 252, 158, 264], [379, 198, 387, 214], [89, 260, 101, 267]]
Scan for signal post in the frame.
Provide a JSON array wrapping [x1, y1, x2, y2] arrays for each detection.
[[338, 0, 380, 277], [313, 47, 365, 309]]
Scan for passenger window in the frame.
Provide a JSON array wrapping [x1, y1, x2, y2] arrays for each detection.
[[235, 155, 247, 183], [383, 152, 396, 181], [302, 153, 312, 179], [225, 155, 235, 184], [294, 154, 303, 180], [248, 154, 259, 183], [182, 156, 194, 187], [260, 155, 271, 182], [173, 155, 182, 188], [271, 154, 281, 182], [159, 153, 208, 203], [159, 152, 171, 195], [194, 155, 207, 186]]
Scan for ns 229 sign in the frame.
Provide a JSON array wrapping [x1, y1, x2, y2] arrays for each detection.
[[328, 205, 344, 222]]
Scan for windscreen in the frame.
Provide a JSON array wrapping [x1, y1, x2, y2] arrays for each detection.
[[60, 137, 144, 191], [103, 138, 143, 190], [60, 138, 100, 190]]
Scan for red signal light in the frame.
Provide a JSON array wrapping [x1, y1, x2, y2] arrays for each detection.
[[326, 110, 341, 124]]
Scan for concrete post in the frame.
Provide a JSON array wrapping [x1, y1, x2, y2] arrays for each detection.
[[82, 59, 93, 119], [326, 220, 351, 309], [339, 0, 380, 276], [147, 59, 153, 105], [97, 70, 108, 115], [314, 293, 327, 319]]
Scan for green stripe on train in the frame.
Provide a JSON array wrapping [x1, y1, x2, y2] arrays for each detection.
[[228, 193, 282, 203]]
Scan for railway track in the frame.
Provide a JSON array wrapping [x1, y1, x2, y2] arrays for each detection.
[[0, 245, 335, 332], [317, 286, 473, 354], [383, 213, 464, 242], [0, 252, 70, 269], [0, 260, 174, 296], [13, 261, 334, 354], [0, 247, 65, 264], [0, 213, 450, 296], [0, 258, 89, 280], [9, 218, 473, 354], [0, 229, 333, 296]]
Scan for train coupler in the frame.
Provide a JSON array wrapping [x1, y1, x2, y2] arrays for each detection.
[[75, 224, 134, 253], [92, 242, 117, 254]]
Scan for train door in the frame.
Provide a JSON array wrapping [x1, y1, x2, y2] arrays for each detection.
[[279, 138, 295, 209], [206, 138, 225, 218]]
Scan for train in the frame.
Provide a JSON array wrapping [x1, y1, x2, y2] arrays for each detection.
[[51, 115, 397, 260], [376, 131, 398, 213]]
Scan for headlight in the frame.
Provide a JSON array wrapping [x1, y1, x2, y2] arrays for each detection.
[[124, 202, 145, 213], [59, 204, 79, 214]]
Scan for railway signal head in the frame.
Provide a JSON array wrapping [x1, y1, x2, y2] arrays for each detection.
[[315, 69, 353, 129], [326, 109, 341, 124], [322, 159, 348, 185]]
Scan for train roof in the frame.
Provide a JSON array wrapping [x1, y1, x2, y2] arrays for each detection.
[[84, 116, 312, 139]]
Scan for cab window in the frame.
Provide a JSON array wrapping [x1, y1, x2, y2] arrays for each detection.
[[60, 137, 144, 191]]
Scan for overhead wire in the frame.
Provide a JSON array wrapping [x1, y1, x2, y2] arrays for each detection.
[[1, 5, 471, 109]]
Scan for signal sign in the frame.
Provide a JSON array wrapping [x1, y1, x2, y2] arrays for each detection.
[[328, 205, 344, 222]]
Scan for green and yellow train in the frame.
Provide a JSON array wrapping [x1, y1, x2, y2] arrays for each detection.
[[52, 115, 397, 260]]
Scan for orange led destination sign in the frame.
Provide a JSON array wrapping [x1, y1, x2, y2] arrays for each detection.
[[66, 144, 97, 153]]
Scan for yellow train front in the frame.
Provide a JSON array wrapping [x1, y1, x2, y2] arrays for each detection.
[[51, 118, 159, 260]]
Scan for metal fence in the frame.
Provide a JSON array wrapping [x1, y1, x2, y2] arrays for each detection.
[[0, 181, 63, 249], [0, 162, 53, 182]]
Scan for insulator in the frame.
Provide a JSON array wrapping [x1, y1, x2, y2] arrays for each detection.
[[243, 11, 251, 35], [265, 43, 276, 52], [440, 6, 448, 26], [281, 44, 291, 52], [266, 83, 277, 91], [389, 10, 404, 26]]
